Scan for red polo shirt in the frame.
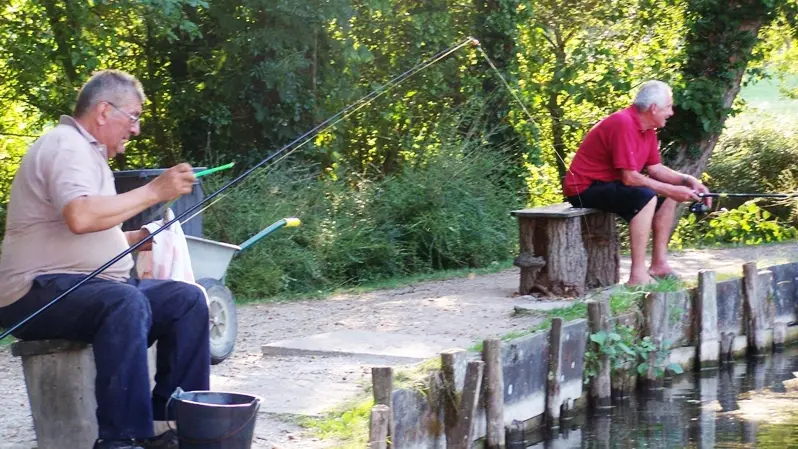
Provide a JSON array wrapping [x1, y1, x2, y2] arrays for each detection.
[[563, 105, 661, 197]]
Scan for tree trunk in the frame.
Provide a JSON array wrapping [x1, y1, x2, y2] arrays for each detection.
[[663, 3, 769, 178], [659, 0, 771, 229]]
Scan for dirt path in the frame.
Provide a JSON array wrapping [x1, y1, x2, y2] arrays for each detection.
[[2, 242, 797, 448]]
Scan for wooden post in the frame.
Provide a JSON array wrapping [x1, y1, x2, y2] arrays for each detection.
[[586, 300, 611, 407], [719, 331, 735, 363], [369, 404, 390, 449], [774, 322, 787, 350], [441, 349, 467, 445], [546, 317, 564, 427], [371, 367, 395, 448], [482, 339, 505, 449], [743, 262, 769, 354], [697, 270, 720, 369], [642, 292, 667, 388], [449, 360, 484, 449]]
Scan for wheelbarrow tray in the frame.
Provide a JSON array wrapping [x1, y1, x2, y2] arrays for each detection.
[[182, 235, 241, 366], [184, 235, 241, 281]]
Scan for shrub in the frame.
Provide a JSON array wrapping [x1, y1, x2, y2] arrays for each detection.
[[671, 199, 798, 248], [201, 137, 522, 300], [704, 112, 798, 218]]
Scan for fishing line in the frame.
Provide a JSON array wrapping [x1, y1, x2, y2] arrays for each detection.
[[474, 42, 590, 235], [0, 36, 478, 340], [178, 37, 477, 227]]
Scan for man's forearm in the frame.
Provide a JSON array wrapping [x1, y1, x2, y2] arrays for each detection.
[[63, 185, 160, 234], [648, 165, 696, 187], [620, 170, 676, 196]]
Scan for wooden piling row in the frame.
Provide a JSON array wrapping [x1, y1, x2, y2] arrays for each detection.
[[369, 260, 796, 447]]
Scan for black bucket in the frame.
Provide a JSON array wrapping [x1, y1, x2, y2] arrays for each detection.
[[168, 387, 261, 449]]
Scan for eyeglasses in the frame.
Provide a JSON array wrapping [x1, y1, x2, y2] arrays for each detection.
[[107, 102, 142, 124]]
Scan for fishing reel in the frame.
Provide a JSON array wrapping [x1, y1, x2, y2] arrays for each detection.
[[689, 201, 710, 214]]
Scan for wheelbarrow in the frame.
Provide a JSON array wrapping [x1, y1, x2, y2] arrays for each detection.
[[184, 217, 301, 364]]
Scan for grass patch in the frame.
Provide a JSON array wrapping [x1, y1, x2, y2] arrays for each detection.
[[300, 358, 442, 447], [471, 277, 687, 351], [299, 396, 374, 448], [394, 358, 442, 392]]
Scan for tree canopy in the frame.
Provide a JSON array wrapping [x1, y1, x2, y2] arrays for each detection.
[[1, 0, 797, 230]]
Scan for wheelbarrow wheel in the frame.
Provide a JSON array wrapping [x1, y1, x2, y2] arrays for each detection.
[[198, 277, 238, 365]]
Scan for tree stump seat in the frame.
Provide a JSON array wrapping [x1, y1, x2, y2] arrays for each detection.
[[11, 339, 157, 449], [510, 202, 620, 298]]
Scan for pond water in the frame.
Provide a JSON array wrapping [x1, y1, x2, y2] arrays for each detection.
[[509, 346, 798, 448]]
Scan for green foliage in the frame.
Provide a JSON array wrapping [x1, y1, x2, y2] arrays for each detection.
[[583, 325, 638, 382], [2, 0, 797, 306], [669, 111, 798, 248], [204, 115, 521, 300], [705, 112, 798, 213], [658, 0, 783, 161], [672, 200, 798, 248], [635, 335, 684, 378], [518, 0, 686, 178], [584, 324, 683, 385], [300, 396, 374, 448]]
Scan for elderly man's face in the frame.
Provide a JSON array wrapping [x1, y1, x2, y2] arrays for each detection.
[[651, 95, 674, 129], [101, 96, 142, 157]]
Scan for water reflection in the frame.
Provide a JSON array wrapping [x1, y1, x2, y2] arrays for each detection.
[[510, 346, 798, 448]]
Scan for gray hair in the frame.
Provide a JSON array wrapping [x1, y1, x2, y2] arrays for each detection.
[[633, 80, 672, 111], [74, 69, 146, 118]]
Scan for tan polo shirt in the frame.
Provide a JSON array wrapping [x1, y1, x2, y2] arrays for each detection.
[[0, 116, 134, 307]]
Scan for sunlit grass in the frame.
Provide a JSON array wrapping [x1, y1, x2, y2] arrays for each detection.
[[469, 277, 685, 352], [299, 396, 374, 448], [299, 358, 441, 447]]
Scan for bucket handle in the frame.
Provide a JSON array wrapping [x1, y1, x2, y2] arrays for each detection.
[[165, 388, 262, 444]]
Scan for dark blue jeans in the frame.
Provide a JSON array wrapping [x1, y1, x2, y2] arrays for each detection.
[[0, 274, 210, 440]]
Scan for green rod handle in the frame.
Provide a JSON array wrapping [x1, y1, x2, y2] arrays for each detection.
[[195, 162, 235, 178]]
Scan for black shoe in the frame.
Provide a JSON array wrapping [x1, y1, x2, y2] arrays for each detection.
[[136, 430, 179, 449], [93, 439, 144, 449]]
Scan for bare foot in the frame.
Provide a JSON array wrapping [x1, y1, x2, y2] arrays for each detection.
[[626, 274, 655, 286], [649, 263, 677, 278]]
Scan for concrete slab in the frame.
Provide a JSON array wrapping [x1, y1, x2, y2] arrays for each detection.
[[261, 330, 472, 363], [211, 354, 393, 415]]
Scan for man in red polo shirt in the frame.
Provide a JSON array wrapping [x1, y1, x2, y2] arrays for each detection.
[[563, 80, 711, 286]]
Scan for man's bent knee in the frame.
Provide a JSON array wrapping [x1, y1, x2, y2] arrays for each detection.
[[173, 282, 209, 320], [629, 195, 658, 223]]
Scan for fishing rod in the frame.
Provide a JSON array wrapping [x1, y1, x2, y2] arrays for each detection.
[[0, 37, 477, 341], [689, 192, 798, 214]]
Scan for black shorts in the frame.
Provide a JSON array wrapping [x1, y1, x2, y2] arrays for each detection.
[[566, 180, 664, 223]]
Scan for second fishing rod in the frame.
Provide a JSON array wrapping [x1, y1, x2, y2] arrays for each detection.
[[689, 192, 798, 214]]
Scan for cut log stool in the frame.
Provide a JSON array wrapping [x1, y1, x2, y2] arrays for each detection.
[[11, 339, 158, 449], [511, 203, 619, 297]]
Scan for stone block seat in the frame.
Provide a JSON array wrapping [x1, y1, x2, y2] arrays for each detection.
[[510, 202, 620, 297], [11, 339, 156, 449]]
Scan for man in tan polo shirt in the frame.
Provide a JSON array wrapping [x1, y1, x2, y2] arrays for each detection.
[[0, 70, 209, 449]]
